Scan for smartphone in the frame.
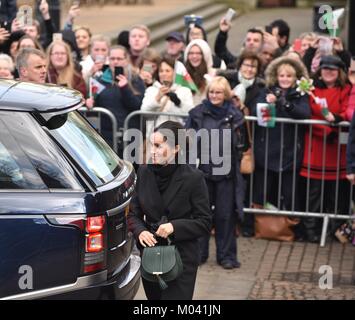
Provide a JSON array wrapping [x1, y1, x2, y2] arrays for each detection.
[[143, 63, 153, 74], [0, 21, 10, 31], [224, 8, 236, 23], [114, 66, 124, 78], [17, 5, 33, 28], [72, 0, 80, 6], [95, 55, 105, 63], [53, 33, 63, 42], [162, 80, 171, 87], [293, 38, 302, 53], [184, 15, 203, 27]]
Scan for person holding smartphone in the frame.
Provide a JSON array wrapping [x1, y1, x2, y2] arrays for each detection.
[[91, 45, 145, 157], [139, 48, 161, 88], [141, 56, 194, 140]]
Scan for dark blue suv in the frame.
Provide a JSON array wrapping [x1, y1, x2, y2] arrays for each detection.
[[0, 80, 140, 300]]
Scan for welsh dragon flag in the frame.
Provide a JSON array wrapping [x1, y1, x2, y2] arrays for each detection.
[[89, 77, 105, 98], [174, 61, 198, 92]]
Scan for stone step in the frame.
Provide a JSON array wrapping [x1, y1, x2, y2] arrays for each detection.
[[150, 3, 229, 46], [152, 5, 240, 53], [105, 0, 214, 43]]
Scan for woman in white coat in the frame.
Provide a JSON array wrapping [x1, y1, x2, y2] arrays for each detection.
[[141, 56, 194, 139]]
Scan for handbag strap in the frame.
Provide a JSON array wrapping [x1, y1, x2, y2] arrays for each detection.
[[241, 105, 252, 145]]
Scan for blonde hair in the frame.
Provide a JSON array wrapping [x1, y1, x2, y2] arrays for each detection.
[[47, 41, 77, 88], [277, 63, 297, 85], [130, 24, 151, 40], [207, 76, 232, 101], [0, 53, 14, 72]]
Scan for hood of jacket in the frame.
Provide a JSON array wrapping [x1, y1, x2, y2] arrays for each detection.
[[265, 56, 309, 88], [184, 39, 213, 70]]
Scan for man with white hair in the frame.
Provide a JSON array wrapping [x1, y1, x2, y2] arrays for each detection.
[[16, 48, 47, 84]]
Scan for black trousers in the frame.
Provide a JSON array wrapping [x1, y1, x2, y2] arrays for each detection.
[[302, 179, 351, 235], [253, 168, 300, 211], [199, 178, 238, 265]]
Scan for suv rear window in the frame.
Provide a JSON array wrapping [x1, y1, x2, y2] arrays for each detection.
[[0, 112, 83, 191], [45, 111, 123, 187]]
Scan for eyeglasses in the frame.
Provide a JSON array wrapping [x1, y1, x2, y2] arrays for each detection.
[[188, 51, 202, 56], [109, 57, 126, 61], [242, 63, 258, 70], [51, 52, 66, 56]]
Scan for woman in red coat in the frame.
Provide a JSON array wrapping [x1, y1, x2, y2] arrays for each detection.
[[300, 55, 351, 242]]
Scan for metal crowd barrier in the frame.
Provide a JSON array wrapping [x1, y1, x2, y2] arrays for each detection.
[[79, 107, 118, 153], [123, 111, 354, 247]]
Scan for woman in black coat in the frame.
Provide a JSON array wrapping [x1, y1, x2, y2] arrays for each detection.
[[185, 76, 245, 270], [127, 121, 212, 300]]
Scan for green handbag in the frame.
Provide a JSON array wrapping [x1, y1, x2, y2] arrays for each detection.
[[141, 241, 183, 290]]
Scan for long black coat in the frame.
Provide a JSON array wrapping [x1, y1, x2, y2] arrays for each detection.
[[127, 164, 212, 300], [185, 99, 246, 221]]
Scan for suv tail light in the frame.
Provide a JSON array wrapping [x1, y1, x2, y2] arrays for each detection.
[[87, 216, 105, 233], [84, 215, 106, 274], [46, 214, 107, 275], [86, 233, 104, 253]]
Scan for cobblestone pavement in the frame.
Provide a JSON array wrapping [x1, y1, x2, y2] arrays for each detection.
[[135, 237, 355, 300]]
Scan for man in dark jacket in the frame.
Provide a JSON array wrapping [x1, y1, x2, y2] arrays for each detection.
[[214, 17, 264, 68], [0, 0, 17, 25], [93, 46, 145, 157]]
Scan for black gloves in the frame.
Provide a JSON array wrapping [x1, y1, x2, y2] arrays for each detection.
[[166, 92, 181, 107], [327, 131, 338, 144]]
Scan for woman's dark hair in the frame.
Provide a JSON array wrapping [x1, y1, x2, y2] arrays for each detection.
[[156, 55, 176, 83], [154, 121, 188, 159], [185, 24, 207, 45], [186, 59, 208, 93], [314, 67, 349, 88], [236, 50, 262, 76]]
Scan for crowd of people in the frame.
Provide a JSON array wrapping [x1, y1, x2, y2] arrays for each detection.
[[1, 1, 355, 281]]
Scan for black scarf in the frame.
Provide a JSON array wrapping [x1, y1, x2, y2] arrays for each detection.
[[204, 99, 230, 120], [148, 163, 178, 194]]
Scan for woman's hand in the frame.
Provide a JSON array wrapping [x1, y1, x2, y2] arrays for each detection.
[[266, 94, 277, 104], [155, 223, 174, 239], [138, 231, 157, 247], [156, 85, 170, 102], [11, 19, 21, 33], [324, 112, 335, 122], [140, 70, 153, 85], [347, 174, 355, 185], [332, 37, 344, 52], [0, 28, 10, 44], [117, 74, 128, 88], [219, 17, 231, 33], [90, 61, 104, 76], [85, 97, 94, 109]]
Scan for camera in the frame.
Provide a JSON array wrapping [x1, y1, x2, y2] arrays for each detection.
[[184, 15, 203, 27]]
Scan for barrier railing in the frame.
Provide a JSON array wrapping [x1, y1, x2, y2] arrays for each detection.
[[79, 107, 118, 153], [123, 111, 354, 247]]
